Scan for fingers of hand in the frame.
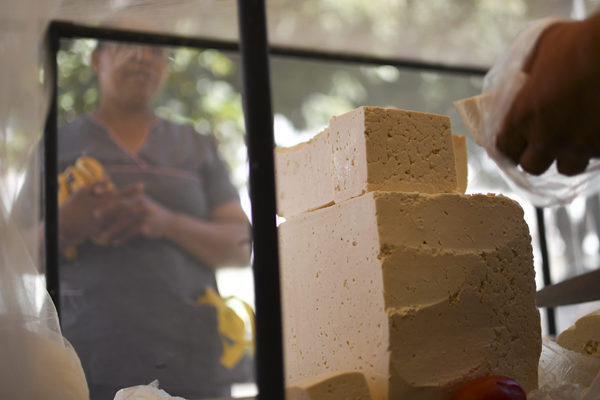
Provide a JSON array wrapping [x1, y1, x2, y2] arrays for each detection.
[[496, 86, 533, 165], [91, 179, 112, 196], [92, 188, 147, 220], [496, 122, 527, 165], [519, 144, 556, 175], [556, 152, 590, 176], [105, 219, 146, 246], [118, 182, 144, 197], [96, 205, 148, 244]]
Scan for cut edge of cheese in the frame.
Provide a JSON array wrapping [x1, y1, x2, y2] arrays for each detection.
[[454, 94, 489, 147], [452, 133, 468, 193], [286, 371, 372, 400]]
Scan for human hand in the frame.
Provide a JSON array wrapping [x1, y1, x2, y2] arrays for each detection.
[[496, 14, 600, 176], [58, 180, 121, 247], [92, 189, 175, 245], [134, 193, 175, 240], [62, 181, 146, 247]]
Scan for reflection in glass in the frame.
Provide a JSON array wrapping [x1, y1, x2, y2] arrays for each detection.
[[57, 39, 254, 399]]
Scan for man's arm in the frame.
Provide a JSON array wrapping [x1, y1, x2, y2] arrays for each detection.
[[162, 200, 251, 268]]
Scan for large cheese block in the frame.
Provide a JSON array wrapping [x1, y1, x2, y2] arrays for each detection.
[[286, 371, 372, 400], [275, 107, 461, 217], [279, 191, 540, 400], [557, 310, 600, 358]]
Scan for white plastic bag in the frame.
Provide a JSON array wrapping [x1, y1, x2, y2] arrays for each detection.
[[113, 380, 187, 400], [455, 17, 600, 206]]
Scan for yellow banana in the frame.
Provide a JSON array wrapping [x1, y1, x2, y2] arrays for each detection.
[[64, 166, 88, 192], [198, 287, 255, 369], [76, 157, 103, 182], [76, 156, 104, 178], [58, 157, 116, 258], [63, 244, 78, 261], [76, 156, 115, 190], [57, 173, 71, 206]]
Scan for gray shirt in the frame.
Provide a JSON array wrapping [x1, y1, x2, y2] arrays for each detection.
[[58, 115, 248, 398]]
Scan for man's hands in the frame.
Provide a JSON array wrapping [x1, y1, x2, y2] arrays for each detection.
[[496, 14, 600, 176], [58, 180, 174, 249]]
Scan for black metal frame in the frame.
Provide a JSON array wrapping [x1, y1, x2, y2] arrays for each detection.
[[536, 207, 556, 335], [43, 3, 557, 399]]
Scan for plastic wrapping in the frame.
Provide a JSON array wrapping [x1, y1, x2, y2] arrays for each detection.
[[456, 17, 600, 207], [528, 339, 600, 400], [113, 380, 187, 400], [1, 1, 90, 398]]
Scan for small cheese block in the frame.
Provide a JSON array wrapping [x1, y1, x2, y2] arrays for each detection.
[[279, 192, 540, 400], [557, 310, 600, 358], [454, 95, 487, 146], [454, 73, 529, 148], [452, 133, 468, 193], [275, 106, 460, 217], [286, 371, 372, 400]]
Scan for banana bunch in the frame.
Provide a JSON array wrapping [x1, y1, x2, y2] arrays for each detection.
[[58, 156, 114, 206], [198, 287, 256, 369], [58, 156, 115, 259]]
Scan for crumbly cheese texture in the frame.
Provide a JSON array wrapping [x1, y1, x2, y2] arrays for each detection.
[[279, 192, 540, 400], [286, 371, 372, 400], [557, 310, 600, 358], [275, 107, 460, 217]]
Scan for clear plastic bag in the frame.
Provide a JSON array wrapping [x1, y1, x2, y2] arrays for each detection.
[[1, 0, 89, 398], [528, 339, 600, 400], [455, 17, 600, 207]]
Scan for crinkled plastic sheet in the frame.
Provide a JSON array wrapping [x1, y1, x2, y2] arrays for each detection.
[[466, 17, 600, 207], [1, 0, 71, 398], [529, 339, 600, 400]]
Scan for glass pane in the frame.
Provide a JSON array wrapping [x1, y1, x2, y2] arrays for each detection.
[[56, 38, 255, 399]]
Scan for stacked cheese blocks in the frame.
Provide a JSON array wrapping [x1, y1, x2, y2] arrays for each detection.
[[276, 106, 541, 400]]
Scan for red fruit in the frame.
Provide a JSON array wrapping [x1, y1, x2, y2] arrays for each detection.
[[451, 376, 527, 400]]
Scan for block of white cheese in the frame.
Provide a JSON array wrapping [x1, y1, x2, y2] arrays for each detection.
[[452, 133, 468, 193], [557, 310, 600, 358], [453, 95, 488, 147], [286, 371, 372, 400], [275, 106, 461, 217], [279, 191, 540, 400]]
